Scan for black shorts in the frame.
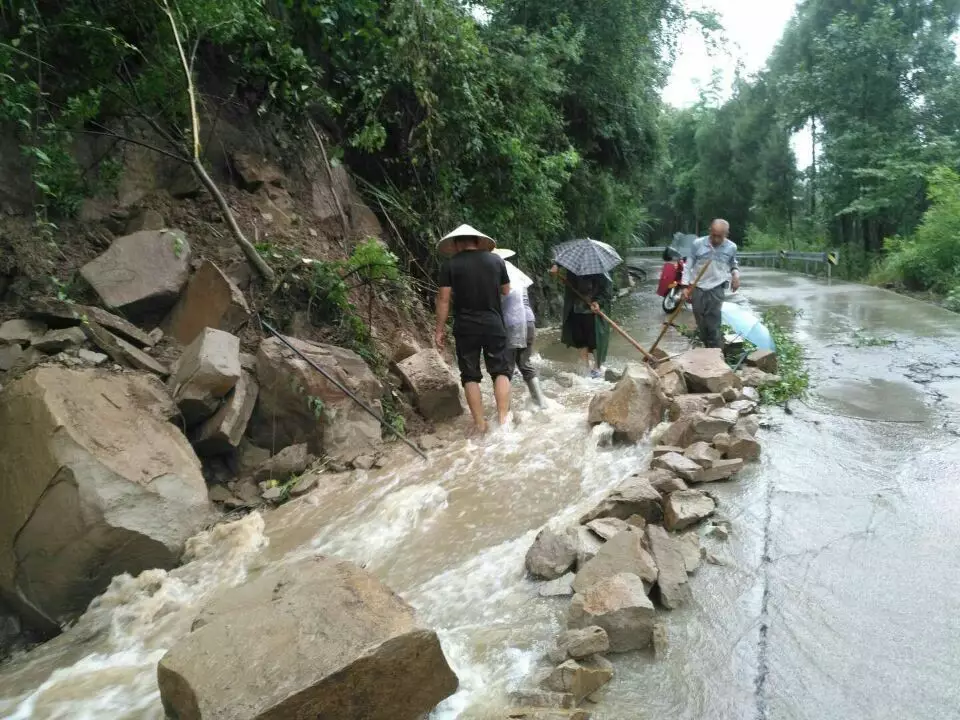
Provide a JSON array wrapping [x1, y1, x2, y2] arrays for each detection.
[[454, 332, 511, 386], [568, 313, 596, 351]]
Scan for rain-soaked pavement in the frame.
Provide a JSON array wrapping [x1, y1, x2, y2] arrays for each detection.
[[1, 264, 959, 720]]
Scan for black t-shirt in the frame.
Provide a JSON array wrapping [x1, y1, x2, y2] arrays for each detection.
[[438, 250, 510, 336]]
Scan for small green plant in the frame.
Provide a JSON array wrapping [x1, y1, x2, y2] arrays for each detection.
[[49, 276, 75, 303], [758, 307, 809, 404], [306, 395, 325, 421], [170, 230, 187, 258]]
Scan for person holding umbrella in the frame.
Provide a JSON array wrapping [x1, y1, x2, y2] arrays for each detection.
[[549, 238, 621, 378], [435, 224, 512, 435], [493, 248, 546, 407]]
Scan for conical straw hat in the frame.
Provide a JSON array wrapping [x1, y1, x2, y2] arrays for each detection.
[[437, 224, 496, 256], [492, 248, 516, 260]]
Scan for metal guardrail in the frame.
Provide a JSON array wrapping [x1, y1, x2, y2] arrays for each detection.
[[628, 248, 841, 279]]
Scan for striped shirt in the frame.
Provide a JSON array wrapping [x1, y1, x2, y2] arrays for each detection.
[[682, 236, 740, 290]]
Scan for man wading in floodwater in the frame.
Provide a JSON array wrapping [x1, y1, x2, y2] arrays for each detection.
[[435, 224, 512, 436], [682, 218, 741, 348]]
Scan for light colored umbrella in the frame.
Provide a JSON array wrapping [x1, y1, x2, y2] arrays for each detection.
[[492, 248, 516, 260], [552, 238, 622, 276], [721, 302, 775, 351], [437, 223, 496, 256], [505, 260, 533, 289]]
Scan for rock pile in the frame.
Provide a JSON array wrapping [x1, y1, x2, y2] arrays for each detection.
[[516, 347, 766, 718], [0, 228, 455, 640]]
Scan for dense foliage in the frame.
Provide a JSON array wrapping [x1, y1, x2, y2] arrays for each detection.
[[648, 0, 960, 298], [0, 0, 709, 281]]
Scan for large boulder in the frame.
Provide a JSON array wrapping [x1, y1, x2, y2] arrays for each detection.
[[526, 526, 578, 580], [157, 556, 458, 720], [568, 573, 655, 652], [598, 364, 668, 442], [80, 229, 192, 320], [738, 366, 782, 389], [395, 349, 464, 422], [646, 525, 691, 610], [250, 337, 382, 459], [673, 348, 741, 393], [163, 260, 251, 345], [0, 367, 210, 632], [0, 318, 46, 345], [573, 530, 658, 594], [169, 328, 241, 425]]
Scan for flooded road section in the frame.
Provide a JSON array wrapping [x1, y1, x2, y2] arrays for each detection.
[[1, 267, 960, 719]]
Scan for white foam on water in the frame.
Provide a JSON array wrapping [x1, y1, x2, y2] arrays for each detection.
[[310, 481, 450, 568], [0, 514, 268, 719]]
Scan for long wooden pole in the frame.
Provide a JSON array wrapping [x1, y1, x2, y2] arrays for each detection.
[[647, 259, 712, 357], [560, 276, 657, 364]]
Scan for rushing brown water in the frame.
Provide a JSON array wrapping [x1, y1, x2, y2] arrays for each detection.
[[2, 264, 960, 720]]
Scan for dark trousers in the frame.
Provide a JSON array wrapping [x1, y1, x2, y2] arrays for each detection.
[[509, 321, 537, 381], [454, 332, 510, 386], [692, 285, 725, 349]]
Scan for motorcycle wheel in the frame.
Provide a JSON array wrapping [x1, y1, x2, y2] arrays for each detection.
[[662, 289, 681, 313]]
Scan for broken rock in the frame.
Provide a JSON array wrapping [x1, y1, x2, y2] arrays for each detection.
[[554, 626, 610, 660], [539, 573, 575, 598], [157, 556, 458, 720], [683, 441, 722, 467], [691, 411, 736, 441], [169, 328, 240, 425], [600, 364, 669, 442], [544, 657, 613, 703], [668, 393, 724, 421], [579, 473, 663, 524], [28, 300, 155, 348], [651, 452, 701, 482], [747, 349, 778, 374], [252, 443, 312, 484], [573, 530, 658, 594], [0, 367, 210, 631], [738, 366, 782, 389], [526, 526, 578, 580], [653, 445, 683, 458], [0, 318, 46, 345], [82, 320, 169, 377], [191, 369, 259, 456], [568, 573, 656, 652], [80, 229, 192, 320], [574, 527, 604, 570], [677, 532, 701, 573], [586, 518, 632, 541], [586, 390, 612, 425], [664, 489, 716, 531], [693, 458, 744, 484], [32, 327, 86, 354], [0, 344, 24, 372], [396, 349, 464, 422], [646, 525, 691, 610], [673, 348, 741, 393], [163, 260, 251, 345]]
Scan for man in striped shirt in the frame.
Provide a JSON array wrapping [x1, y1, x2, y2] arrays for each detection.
[[682, 219, 741, 349]]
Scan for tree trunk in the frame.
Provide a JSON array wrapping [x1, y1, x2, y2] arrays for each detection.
[[192, 158, 276, 282]]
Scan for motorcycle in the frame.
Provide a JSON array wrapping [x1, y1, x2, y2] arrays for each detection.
[[656, 249, 685, 313]]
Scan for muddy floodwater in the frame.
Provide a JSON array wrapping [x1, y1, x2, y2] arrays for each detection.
[[2, 265, 960, 719]]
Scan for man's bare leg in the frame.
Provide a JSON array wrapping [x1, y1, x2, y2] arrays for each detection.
[[579, 347, 590, 373], [493, 374, 511, 425], [463, 382, 487, 435]]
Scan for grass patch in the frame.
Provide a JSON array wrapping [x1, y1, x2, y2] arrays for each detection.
[[759, 307, 809, 404]]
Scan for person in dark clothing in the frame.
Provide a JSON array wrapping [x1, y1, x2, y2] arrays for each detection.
[[435, 224, 512, 435], [551, 265, 613, 377]]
